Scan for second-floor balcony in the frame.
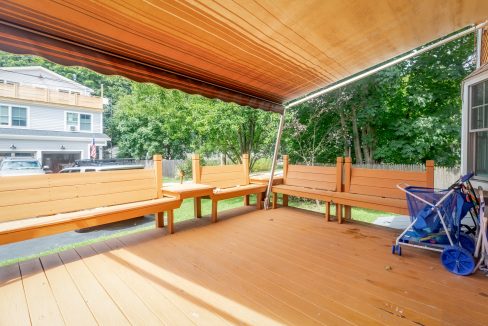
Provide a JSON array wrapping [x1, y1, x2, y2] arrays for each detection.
[[0, 83, 103, 110]]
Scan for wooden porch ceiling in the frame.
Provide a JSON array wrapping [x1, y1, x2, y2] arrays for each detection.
[[1, 207, 487, 325]]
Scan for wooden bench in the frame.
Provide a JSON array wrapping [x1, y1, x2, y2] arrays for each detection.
[[272, 156, 343, 221], [0, 155, 182, 245], [331, 157, 434, 223], [192, 154, 267, 222]]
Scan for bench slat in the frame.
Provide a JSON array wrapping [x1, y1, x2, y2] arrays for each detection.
[[48, 169, 154, 186], [286, 171, 336, 183], [0, 174, 49, 192], [288, 165, 336, 175], [201, 165, 243, 175], [285, 178, 336, 191], [0, 188, 157, 222], [351, 168, 427, 182], [348, 185, 406, 199], [205, 178, 247, 189], [49, 181, 156, 201], [349, 176, 427, 188]]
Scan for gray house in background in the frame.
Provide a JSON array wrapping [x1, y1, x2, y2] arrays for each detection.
[[0, 66, 109, 172]]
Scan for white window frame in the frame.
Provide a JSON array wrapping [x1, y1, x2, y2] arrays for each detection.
[[64, 111, 93, 132], [462, 69, 488, 183], [58, 88, 81, 95], [0, 103, 29, 128]]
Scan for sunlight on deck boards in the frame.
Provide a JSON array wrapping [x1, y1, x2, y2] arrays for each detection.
[[0, 206, 487, 325]]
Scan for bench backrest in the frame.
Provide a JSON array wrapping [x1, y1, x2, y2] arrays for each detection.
[[0, 155, 163, 222], [283, 156, 343, 191], [192, 154, 249, 189], [343, 157, 434, 199]]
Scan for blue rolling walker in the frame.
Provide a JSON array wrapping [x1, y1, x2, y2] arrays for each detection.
[[393, 173, 480, 276]]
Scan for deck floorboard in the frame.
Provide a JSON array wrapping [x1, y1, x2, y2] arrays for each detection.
[[1, 206, 487, 325]]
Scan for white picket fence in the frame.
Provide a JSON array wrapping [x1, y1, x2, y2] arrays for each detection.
[[353, 163, 460, 189]]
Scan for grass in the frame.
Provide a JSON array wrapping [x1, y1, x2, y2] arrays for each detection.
[[0, 190, 392, 266], [285, 196, 394, 223]]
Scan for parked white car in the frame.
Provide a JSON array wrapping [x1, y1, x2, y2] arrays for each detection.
[[0, 157, 47, 176], [59, 165, 144, 173]]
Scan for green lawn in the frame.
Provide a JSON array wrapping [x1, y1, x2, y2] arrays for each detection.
[[286, 197, 392, 223]]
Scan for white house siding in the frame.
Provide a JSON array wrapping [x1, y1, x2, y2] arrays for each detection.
[[0, 100, 103, 133], [0, 138, 106, 160]]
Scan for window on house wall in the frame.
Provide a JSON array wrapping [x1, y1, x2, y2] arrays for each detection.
[[0, 106, 8, 126], [11, 107, 27, 127], [470, 80, 488, 178], [66, 112, 92, 131], [0, 105, 28, 127], [80, 114, 91, 131], [66, 112, 78, 128]]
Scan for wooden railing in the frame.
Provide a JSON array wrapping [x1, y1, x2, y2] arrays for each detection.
[[0, 83, 103, 109]]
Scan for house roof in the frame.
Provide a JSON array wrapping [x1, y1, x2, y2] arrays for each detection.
[[0, 128, 110, 141], [464, 62, 488, 81], [0, 1, 487, 112], [0, 66, 94, 93]]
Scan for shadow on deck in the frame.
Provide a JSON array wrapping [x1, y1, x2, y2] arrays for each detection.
[[1, 206, 487, 325]]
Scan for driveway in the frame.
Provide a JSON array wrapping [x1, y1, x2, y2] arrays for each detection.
[[0, 215, 155, 263]]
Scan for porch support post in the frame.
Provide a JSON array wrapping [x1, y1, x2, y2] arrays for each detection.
[[264, 108, 286, 209]]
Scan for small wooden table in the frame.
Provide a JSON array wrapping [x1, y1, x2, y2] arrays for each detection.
[[162, 183, 215, 219], [246, 175, 284, 205]]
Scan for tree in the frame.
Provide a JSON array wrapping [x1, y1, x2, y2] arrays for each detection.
[[190, 99, 279, 169], [283, 34, 475, 167], [112, 83, 193, 159]]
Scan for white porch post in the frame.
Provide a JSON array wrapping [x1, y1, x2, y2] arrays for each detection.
[[264, 108, 286, 209], [98, 146, 103, 159]]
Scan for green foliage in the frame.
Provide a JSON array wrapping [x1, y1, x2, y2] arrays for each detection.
[[283, 34, 475, 167], [0, 33, 476, 168], [251, 158, 272, 172], [111, 83, 279, 166], [112, 83, 193, 159]]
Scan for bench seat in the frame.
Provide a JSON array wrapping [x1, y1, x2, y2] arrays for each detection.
[[271, 156, 343, 221], [0, 197, 182, 245], [334, 158, 434, 221], [0, 155, 181, 245], [330, 192, 408, 215], [211, 184, 267, 201], [272, 184, 334, 201], [193, 154, 266, 222]]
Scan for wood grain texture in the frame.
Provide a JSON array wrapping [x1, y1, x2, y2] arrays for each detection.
[[1, 1, 487, 112], [2, 207, 487, 326], [337, 159, 434, 215], [0, 156, 182, 244]]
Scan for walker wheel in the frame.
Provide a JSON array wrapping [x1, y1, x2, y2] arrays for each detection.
[[441, 246, 475, 276], [391, 244, 402, 256], [459, 233, 475, 254]]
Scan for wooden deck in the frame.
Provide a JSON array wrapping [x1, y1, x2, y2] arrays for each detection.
[[1, 206, 487, 325]]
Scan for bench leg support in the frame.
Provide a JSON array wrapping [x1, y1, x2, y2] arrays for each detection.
[[194, 197, 202, 218], [282, 194, 288, 207], [272, 193, 278, 209], [345, 206, 352, 220], [167, 210, 174, 234], [211, 200, 218, 223], [244, 195, 250, 206], [156, 212, 164, 228], [337, 204, 343, 224], [256, 192, 263, 210], [325, 202, 330, 221]]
